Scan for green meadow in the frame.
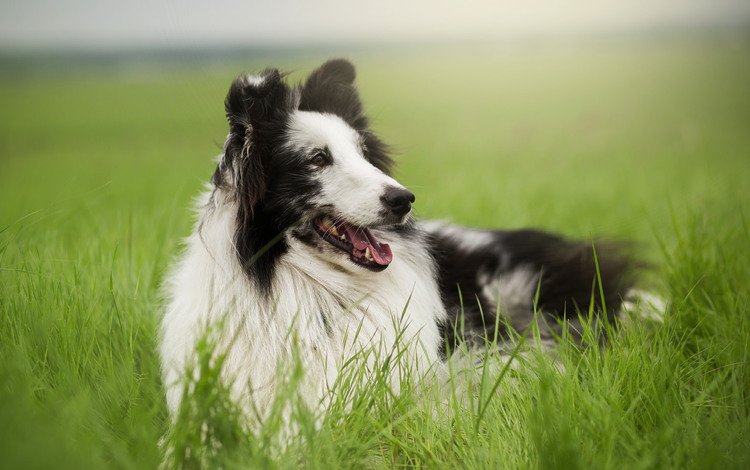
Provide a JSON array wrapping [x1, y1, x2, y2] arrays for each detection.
[[1, 39, 749, 468]]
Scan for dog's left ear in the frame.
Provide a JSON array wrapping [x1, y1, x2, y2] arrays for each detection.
[[300, 58, 393, 174], [299, 59, 360, 124]]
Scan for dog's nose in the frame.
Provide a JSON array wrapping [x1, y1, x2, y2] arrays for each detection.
[[381, 186, 416, 218]]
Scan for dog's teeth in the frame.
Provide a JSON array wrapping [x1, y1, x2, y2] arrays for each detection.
[[340, 234, 346, 241], [365, 247, 372, 260], [329, 226, 339, 236]]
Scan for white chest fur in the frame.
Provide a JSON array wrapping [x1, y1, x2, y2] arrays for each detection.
[[160, 190, 447, 420]]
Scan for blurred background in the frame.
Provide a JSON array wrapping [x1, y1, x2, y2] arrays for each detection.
[[3, 0, 750, 49], [1, 0, 749, 242]]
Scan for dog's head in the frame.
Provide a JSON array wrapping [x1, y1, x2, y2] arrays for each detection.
[[214, 59, 414, 275]]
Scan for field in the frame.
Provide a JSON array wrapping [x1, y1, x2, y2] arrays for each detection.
[[1, 39, 750, 468]]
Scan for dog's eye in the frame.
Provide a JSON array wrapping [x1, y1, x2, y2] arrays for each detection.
[[310, 149, 331, 168]]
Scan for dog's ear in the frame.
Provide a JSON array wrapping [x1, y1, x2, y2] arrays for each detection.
[[299, 59, 361, 127], [224, 68, 293, 136], [306, 58, 356, 85], [300, 59, 393, 174], [216, 69, 294, 205]]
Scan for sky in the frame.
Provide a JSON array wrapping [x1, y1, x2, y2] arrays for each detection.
[[1, 0, 750, 50]]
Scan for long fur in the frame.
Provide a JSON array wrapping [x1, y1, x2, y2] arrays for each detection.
[[160, 59, 638, 425]]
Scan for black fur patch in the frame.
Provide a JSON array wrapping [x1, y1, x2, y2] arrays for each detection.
[[215, 69, 321, 292], [298, 59, 393, 174], [427, 227, 638, 354]]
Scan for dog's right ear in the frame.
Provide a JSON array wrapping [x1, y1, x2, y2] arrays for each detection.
[[224, 68, 293, 136], [215, 69, 294, 203]]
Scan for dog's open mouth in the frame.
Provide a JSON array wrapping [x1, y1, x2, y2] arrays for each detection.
[[313, 216, 393, 271]]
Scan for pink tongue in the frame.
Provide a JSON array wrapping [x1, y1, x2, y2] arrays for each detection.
[[341, 224, 393, 265]]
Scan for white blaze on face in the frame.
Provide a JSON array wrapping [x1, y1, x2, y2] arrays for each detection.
[[287, 111, 405, 226]]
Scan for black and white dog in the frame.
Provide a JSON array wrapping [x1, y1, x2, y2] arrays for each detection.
[[160, 59, 638, 422]]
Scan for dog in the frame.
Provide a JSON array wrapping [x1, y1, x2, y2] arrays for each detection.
[[159, 59, 638, 425]]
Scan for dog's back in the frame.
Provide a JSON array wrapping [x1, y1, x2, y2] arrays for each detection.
[[422, 221, 637, 351]]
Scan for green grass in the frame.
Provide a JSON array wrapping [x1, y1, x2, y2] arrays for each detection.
[[1, 39, 750, 468]]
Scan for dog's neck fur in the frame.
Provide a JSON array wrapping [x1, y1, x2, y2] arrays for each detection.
[[160, 186, 447, 420]]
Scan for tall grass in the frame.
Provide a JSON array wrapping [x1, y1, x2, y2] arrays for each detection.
[[1, 40, 749, 468]]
